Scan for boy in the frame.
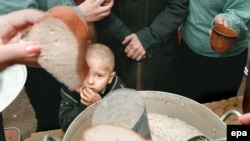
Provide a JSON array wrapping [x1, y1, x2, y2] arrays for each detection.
[[59, 43, 125, 131]]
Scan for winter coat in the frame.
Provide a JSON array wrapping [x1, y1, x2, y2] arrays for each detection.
[[95, 0, 189, 91]]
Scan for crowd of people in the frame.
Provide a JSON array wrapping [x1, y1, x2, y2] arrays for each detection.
[[0, 0, 113, 140], [0, 0, 250, 140]]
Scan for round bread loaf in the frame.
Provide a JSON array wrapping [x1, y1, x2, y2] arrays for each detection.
[[27, 6, 90, 90], [81, 124, 146, 141]]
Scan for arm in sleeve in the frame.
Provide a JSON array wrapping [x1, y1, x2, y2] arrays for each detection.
[[136, 0, 189, 50]]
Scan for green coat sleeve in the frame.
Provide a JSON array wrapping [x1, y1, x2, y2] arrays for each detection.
[[0, 0, 38, 15], [59, 86, 87, 132]]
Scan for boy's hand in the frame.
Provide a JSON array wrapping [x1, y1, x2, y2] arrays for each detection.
[[79, 87, 101, 106]]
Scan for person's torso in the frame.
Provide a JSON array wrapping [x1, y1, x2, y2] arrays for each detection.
[[181, 0, 249, 57], [112, 0, 167, 32], [0, 0, 75, 15]]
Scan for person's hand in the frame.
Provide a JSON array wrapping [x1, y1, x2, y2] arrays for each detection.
[[0, 41, 41, 71], [0, 9, 44, 71], [214, 16, 229, 27], [122, 33, 146, 61], [209, 16, 229, 35], [79, 87, 102, 106], [237, 113, 250, 125], [78, 0, 113, 22], [0, 9, 45, 44]]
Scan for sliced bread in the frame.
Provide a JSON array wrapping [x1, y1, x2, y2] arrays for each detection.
[[27, 6, 90, 90], [81, 124, 146, 141]]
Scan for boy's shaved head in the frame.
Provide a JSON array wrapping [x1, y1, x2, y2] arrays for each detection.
[[86, 43, 115, 71]]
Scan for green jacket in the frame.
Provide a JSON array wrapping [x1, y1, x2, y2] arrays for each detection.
[[181, 0, 250, 57], [0, 0, 76, 14]]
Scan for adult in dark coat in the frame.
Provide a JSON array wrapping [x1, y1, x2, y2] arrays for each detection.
[[95, 0, 189, 91]]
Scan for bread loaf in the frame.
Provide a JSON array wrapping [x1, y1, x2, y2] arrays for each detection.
[[27, 6, 90, 90], [81, 124, 146, 141]]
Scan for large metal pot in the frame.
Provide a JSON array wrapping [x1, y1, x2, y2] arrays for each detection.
[[63, 90, 226, 141]]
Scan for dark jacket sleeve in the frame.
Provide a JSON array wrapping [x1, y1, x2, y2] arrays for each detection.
[[137, 0, 189, 50], [95, 13, 132, 44], [59, 86, 87, 132], [95, 0, 189, 53]]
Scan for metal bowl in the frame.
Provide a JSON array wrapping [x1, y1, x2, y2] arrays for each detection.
[[63, 90, 226, 141]]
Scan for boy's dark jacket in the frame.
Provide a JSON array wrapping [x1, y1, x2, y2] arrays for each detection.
[[59, 76, 125, 131]]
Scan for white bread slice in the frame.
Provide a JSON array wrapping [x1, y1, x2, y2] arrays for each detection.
[[27, 6, 90, 90], [81, 124, 146, 141]]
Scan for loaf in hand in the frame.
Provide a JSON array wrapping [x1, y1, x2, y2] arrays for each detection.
[[27, 6, 90, 90]]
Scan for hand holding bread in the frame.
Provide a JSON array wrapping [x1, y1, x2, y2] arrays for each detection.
[[0, 9, 45, 44], [27, 6, 90, 90]]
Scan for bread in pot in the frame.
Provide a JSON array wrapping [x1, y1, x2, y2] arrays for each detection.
[[81, 124, 146, 141]]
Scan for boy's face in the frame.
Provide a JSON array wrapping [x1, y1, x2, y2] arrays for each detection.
[[82, 57, 115, 93]]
